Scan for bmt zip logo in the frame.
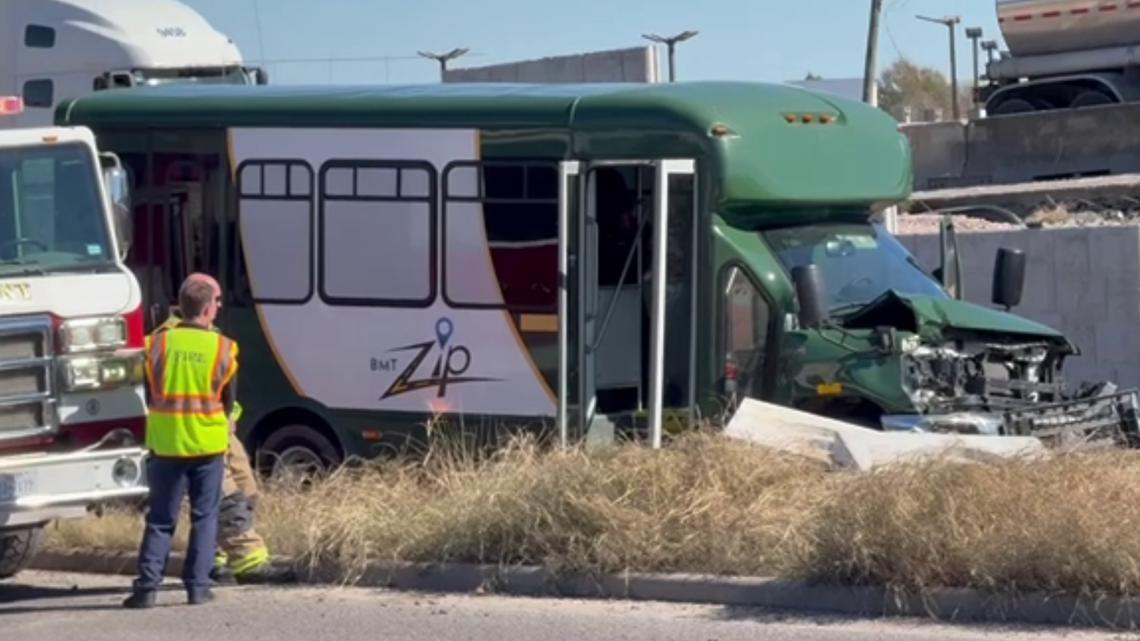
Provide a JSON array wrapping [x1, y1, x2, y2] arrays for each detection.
[[379, 318, 497, 400]]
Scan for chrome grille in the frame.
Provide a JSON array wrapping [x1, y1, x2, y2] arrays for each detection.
[[0, 403, 45, 431], [0, 317, 53, 441], [0, 334, 42, 360], [0, 368, 46, 397]]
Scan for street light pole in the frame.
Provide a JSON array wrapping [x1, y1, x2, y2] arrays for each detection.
[[981, 40, 999, 68], [917, 15, 962, 120], [965, 27, 984, 113], [417, 48, 470, 81], [965, 27, 983, 91], [642, 31, 699, 82]]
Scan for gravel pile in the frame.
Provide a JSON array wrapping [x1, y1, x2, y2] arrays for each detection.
[[895, 214, 1019, 235], [896, 199, 1140, 236]]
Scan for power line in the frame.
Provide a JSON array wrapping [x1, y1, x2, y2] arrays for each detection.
[[882, 0, 909, 60], [250, 0, 266, 63], [884, 19, 906, 60]]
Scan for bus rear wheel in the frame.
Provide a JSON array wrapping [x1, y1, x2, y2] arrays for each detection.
[[257, 424, 341, 487]]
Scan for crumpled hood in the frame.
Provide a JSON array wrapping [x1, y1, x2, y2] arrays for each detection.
[[844, 291, 1069, 345]]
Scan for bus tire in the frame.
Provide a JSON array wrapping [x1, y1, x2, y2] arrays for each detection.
[[258, 424, 342, 484], [0, 525, 46, 580]]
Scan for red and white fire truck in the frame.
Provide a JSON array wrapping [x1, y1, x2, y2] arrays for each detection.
[[0, 96, 148, 579]]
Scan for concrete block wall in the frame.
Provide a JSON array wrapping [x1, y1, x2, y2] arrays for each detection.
[[896, 226, 1140, 389], [443, 47, 660, 83]]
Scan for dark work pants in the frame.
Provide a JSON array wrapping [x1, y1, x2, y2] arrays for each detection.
[[134, 454, 224, 596]]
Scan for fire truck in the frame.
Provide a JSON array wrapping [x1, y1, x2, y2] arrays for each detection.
[[0, 96, 148, 579]]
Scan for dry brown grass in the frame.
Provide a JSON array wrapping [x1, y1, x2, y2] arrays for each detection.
[[44, 433, 1140, 596], [1025, 205, 1073, 226]]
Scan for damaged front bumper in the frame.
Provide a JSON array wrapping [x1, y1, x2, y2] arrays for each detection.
[[882, 387, 1140, 448]]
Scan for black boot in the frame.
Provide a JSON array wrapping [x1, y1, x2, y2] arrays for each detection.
[[210, 564, 238, 586], [187, 588, 215, 605], [122, 590, 157, 609]]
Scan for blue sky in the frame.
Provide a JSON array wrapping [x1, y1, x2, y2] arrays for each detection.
[[184, 0, 1003, 85]]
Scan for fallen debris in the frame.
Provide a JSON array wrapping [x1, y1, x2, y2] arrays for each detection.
[[723, 399, 1046, 472]]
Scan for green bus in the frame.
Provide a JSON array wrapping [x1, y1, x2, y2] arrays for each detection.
[[53, 81, 1124, 474]]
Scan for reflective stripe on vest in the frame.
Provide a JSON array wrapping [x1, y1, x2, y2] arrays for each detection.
[[145, 327, 238, 457]]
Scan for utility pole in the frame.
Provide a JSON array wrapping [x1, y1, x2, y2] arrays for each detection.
[[863, 0, 885, 106], [417, 48, 469, 81], [642, 31, 699, 82], [917, 15, 962, 120]]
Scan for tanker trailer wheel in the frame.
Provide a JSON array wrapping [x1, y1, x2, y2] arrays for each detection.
[[1071, 90, 1113, 109], [989, 98, 1037, 115], [0, 525, 46, 580]]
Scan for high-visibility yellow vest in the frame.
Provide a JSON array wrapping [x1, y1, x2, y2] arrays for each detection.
[[154, 310, 243, 424], [144, 326, 238, 457]]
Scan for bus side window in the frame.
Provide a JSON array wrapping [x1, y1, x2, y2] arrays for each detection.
[[442, 161, 559, 313], [238, 159, 315, 304], [722, 266, 771, 400]]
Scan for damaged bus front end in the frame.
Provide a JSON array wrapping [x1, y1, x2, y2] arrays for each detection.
[[745, 214, 1140, 449]]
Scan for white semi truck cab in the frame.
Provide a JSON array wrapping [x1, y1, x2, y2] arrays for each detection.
[[0, 97, 148, 579], [2, 0, 266, 130]]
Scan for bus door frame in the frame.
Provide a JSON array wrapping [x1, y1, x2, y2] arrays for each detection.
[[557, 158, 698, 449]]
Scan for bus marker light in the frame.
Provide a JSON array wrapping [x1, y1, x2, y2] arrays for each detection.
[[816, 382, 843, 397]]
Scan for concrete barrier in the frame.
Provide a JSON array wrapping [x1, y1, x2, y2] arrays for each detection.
[[906, 103, 1140, 191], [897, 225, 1140, 389], [901, 121, 968, 189]]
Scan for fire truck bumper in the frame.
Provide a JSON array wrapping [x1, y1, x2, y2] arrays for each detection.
[[0, 447, 148, 528]]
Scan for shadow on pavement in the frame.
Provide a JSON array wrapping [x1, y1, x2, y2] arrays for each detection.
[[1, 583, 123, 602], [0, 582, 183, 614]]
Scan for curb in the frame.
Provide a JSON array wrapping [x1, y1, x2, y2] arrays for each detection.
[[27, 549, 1140, 629]]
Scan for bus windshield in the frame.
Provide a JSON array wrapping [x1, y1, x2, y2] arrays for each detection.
[[0, 143, 115, 276], [762, 221, 947, 312]]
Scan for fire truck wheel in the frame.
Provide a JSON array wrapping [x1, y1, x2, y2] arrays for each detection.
[[0, 525, 45, 580]]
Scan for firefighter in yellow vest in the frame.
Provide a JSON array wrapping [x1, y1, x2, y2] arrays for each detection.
[[152, 277, 290, 585], [124, 274, 237, 608]]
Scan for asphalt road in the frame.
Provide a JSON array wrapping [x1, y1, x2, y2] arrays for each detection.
[[1, 571, 1134, 641]]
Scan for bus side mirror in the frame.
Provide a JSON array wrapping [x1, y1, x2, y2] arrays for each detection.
[[254, 67, 269, 85], [992, 247, 1026, 310], [939, 215, 963, 299], [792, 264, 829, 329], [102, 165, 133, 260]]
